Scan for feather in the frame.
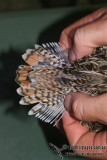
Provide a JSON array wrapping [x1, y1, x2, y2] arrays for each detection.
[[16, 42, 107, 132]]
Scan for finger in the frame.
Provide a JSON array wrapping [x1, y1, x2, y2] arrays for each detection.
[[62, 111, 89, 145], [64, 92, 107, 124], [60, 7, 107, 49], [62, 112, 107, 159], [55, 118, 65, 134], [70, 15, 107, 60]]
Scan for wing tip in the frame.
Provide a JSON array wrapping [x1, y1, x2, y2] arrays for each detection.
[[22, 52, 27, 61], [16, 87, 21, 94], [28, 110, 33, 115], [34, 44, 40, 49], [19, 98, 28, 105]]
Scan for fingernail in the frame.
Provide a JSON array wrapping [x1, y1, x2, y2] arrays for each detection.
[[69, 49, 77, 61], [64, 94, 74, 115]]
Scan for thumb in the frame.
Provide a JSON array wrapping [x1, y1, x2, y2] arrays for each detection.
[[69, 14, 107, 61], [64, 92, 107, 125]]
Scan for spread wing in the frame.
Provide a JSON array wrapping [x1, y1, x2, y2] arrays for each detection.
[[15, 43, 107, 129], [15, 43, 69, 125]]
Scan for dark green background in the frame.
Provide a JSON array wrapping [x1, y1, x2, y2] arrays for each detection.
[[0, 0, 107, 12], [0, 4, 106, 160]]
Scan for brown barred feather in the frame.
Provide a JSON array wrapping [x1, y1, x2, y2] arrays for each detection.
[[15, 43, 107, 132]]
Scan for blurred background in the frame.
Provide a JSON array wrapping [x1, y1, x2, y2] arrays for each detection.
[[0, 0, 107, 12], [0, 1, 107, 160]]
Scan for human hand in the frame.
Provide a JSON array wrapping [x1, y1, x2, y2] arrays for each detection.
[[60, 7, 107, 61], [59, 7, 107, 159]]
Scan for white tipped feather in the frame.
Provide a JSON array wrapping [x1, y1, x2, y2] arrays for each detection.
[[16, 87, 21, 95], [28, 110, 34, 115], [28, 103, 42, 115], [19, 99, 28, 105], [34, 44, 40, 49], [22, 52, 28, 60], [26, 49, 32, 53]]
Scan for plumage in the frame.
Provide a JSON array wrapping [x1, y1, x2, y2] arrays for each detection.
[[15, 42, 107, 132]]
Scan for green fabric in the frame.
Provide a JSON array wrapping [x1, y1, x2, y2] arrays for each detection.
[[0, 4, 106, 160]]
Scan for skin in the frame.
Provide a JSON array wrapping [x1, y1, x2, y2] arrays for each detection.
[[59, 7, 107, 159]]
